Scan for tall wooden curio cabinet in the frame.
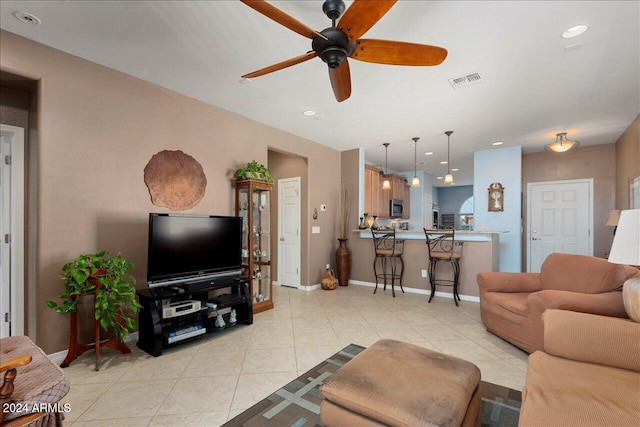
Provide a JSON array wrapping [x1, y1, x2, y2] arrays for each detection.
[[235, 179, 274, 313]]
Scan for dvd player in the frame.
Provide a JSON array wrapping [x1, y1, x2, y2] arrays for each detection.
[[162, 299, 201, 319]]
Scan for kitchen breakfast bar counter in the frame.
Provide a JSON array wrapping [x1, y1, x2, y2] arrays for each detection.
[[352, 230, 507, 300]]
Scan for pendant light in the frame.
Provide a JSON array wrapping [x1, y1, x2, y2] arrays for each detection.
[[382, 143, 391, 190], [411, 137, 420, 187], [444, 131, 455, 185], [545, 132, 579, 153]]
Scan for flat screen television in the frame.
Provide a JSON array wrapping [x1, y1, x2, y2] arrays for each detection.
[[147, 213, 243, 287]]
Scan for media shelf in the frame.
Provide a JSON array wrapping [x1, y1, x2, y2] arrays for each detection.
[[136, 276, 253, 357]]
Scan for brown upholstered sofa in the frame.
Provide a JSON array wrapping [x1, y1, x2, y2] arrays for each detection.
[[477, 252, 640, 353], [519, 309, 640, 426]]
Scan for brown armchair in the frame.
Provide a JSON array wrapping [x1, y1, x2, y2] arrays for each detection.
[[0, 336, 70, 426], [477, 253, 640, 353]]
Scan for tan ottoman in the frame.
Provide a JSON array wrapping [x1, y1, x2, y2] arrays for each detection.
[[319, 339, 481, 427]]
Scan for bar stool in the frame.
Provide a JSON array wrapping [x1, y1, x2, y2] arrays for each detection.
[[371, 230, 405, 297], [424, 228, 463, 306]]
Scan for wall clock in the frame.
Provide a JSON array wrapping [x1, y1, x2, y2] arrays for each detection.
[[488, 182, 504, 212]]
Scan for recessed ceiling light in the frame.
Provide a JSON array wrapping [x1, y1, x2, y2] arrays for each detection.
[[302, 110, 316, 117], [451, 168, 459, 172], [436, 176, 443, 180], [14, 11, 41, 25], [492, 141, 503, 146], [424, 151, 433, 156], [561, 24, 588, 39], [440, 161, 448, 165]]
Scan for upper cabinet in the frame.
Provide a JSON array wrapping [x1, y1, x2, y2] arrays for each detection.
[[364, 164, 384, 217], [364, 165, 410, 219]]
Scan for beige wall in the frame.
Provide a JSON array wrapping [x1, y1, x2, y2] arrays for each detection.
[[523, 143, 616, 260], [0, 30, 341, 353], [615, 114, 640, 209]]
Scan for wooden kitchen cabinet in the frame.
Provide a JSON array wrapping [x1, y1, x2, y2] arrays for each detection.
[[364, 164, 384, 217], [365, 166, 411, 219]]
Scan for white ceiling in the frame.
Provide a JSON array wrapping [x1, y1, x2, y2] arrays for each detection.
[[1, 1, 638, 186]]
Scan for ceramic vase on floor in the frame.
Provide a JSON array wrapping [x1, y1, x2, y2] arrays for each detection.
[[335, 238, 351, 286], [321, 268, 338, 290]]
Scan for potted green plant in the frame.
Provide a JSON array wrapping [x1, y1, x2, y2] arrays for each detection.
[[234, 160, 275, 184], [46, 250, 141, 341]]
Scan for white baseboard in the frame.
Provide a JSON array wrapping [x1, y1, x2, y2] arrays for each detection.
[[274, 280, 319, 291], [348, 280, 480, 303], [47, 332, 139, 362]]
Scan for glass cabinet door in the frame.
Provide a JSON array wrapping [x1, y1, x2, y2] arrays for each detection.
[[236, 179, 273, 313], [238, 188, 250, 267]]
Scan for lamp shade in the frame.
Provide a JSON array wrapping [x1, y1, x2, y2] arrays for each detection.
[[444, 173, 454, 185], [545, 132, 579, 153], [606, 210, 621, 227], [608, 209, 640, 266]]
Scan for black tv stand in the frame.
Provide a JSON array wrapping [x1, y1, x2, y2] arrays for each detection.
[[136, 276, 253, 357]]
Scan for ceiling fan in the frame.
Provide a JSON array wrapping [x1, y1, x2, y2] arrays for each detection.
[[240, 0, 448, 102]]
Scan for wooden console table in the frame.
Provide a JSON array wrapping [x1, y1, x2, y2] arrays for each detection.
[[60, 290, 130, 371]]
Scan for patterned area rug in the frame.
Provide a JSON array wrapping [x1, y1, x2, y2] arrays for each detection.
[[224, 344, 522, 427]]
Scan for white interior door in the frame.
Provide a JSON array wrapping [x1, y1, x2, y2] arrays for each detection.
[[278, 177, 301, 288], [527, 179, 593, 272], [0, 124, 25, 338]]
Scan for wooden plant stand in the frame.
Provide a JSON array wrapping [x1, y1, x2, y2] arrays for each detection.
[[60, 290, 130, 371]]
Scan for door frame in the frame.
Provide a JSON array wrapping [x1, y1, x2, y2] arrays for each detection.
[[0, 124, 25, 337], [277, 177, 301, 288], [526, 178, 593, 272]]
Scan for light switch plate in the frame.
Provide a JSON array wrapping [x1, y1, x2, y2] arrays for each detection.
[[312, 226, 320, 234]]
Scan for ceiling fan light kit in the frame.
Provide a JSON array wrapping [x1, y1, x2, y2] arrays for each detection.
[[240, 0, 447, 102], [545, 132, 579, 153]]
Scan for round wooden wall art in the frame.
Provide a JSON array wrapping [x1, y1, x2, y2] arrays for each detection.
[[144, 150, 207, 210]]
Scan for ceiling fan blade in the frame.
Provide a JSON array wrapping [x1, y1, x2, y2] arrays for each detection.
[[240, 0, 327, 40], [242, 51, 317, 78], [329, 60, 351, 102], [350, 39, 448, 66], [338, 0, 397, 41]]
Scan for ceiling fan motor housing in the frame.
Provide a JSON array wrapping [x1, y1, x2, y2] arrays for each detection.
[[322, 0, 346, 21], [312, 27, 356, 68]]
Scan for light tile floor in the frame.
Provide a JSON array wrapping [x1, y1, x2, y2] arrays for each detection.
[[61, 285, 528, 426]]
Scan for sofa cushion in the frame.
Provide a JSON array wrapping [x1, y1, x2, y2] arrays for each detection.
[[540, 253, 637, 294], [520, 351, 640, 426]]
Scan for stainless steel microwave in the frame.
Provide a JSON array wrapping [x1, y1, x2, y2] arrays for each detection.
[[390, 199, 404, 218]]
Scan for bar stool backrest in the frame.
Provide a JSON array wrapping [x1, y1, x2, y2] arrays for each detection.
[[372, 230, 403, 257], [424, 229, 458, 258]]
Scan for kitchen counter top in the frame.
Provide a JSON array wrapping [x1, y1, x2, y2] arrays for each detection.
[[354, 229, 508, 241]]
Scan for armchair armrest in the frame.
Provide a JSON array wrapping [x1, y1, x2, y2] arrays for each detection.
[[526, 290, 627, 351], [476, 272, 542, 293], [543, 309, 640, 372]]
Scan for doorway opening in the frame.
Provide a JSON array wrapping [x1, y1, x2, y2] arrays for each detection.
[[268, 150, 308, 288]]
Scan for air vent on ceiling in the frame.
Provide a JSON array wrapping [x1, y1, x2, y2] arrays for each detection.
[[448, 72, 483, 89]]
